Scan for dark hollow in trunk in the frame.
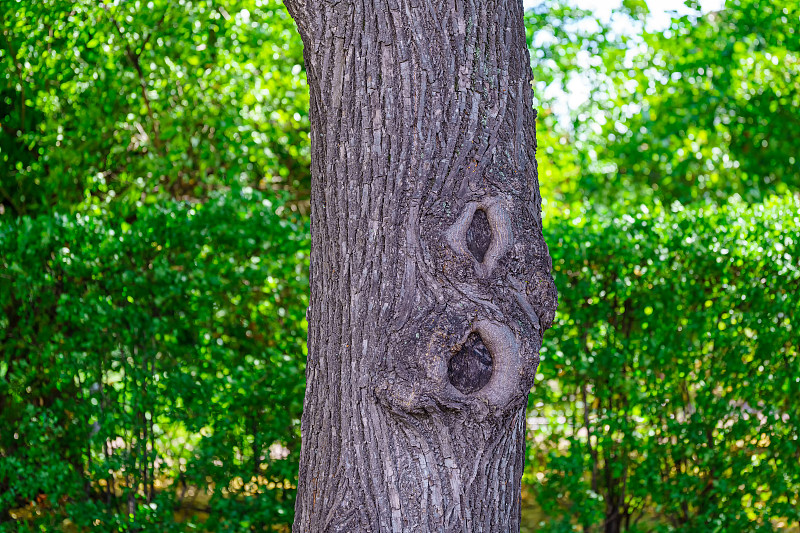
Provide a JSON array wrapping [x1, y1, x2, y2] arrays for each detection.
[[284, 0, 559, 531], [448, 332, 493, 395], [466, 209, 492, 263]]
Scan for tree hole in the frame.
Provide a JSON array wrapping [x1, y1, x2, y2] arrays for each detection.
[[466, 208, 491, 263], [448, 333, 493, 394]]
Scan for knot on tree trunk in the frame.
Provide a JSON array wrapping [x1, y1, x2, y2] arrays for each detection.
[[445, 196, 514, 279], [448, 332, 493, 394]]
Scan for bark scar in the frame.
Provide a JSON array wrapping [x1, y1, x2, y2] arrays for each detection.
[[451, 320, 526, 409], [445, 196, 514, 279], [509, 275, 541, 331]]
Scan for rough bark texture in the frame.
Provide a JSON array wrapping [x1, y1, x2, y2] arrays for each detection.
[[283, 1, 558, 531]]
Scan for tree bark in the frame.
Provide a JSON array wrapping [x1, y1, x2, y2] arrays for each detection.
[[284, 1, 557, 531]]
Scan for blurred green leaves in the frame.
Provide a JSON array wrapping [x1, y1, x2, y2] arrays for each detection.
[[524, 2, 800, 528], [528, 195, 800, 531], [1, 1, 311, 528], [0, 191, 308, 530], [0, 0, 309, 218], [527, 0, 800, 209]]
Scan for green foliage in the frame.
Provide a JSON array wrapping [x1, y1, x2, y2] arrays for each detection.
[[523, 3, 800, 526], [527, 0, 800, 207], [0, 191, 308, 530], [1, 0, 311, 528], [528, 195, 800, 531], [0, 0, 309, 217]]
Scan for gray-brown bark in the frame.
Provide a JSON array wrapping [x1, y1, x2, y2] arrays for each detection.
[[284, 1, 557, 531]]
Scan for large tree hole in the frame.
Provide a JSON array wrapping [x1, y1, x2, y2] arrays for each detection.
[[448, 333, 493, 394], [466, 208, 492, 263]]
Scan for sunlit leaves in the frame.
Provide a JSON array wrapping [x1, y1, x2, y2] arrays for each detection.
[[0, 191, 308, 529], [528, 195, 800, 530], [526, 0, 800, 208], [0, 0, 310, 218]]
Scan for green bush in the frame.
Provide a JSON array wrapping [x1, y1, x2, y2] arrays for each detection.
[[528, 195, 800, 532], [1, 0, 309, 218], [0, 190, 308, 531], [526, 0, 800, 208]]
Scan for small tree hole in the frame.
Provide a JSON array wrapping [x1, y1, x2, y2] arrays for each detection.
[[466, 208, 491, 263], [448, 333, 493, 394]]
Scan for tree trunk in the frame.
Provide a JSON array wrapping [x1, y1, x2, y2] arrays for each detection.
[[284, 1, 557, 531]]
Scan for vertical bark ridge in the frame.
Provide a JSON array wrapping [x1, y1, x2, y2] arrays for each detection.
[[286, 0, 558, 530]]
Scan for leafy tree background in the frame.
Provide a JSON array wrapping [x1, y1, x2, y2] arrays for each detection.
[[1, 0, 798, 531]]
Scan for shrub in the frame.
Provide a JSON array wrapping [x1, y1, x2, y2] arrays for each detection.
[[0, 190, 308, 531], [529, 195, 800, 532]]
